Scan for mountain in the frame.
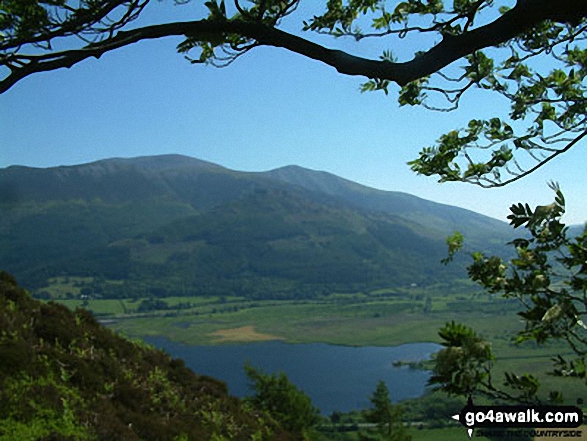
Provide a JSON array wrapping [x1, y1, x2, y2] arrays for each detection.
[[0, 154, 513, 297], [0, 154, 247, 208], [265, 165, 508, 242]]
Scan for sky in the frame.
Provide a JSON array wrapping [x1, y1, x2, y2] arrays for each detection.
[[0, 1, 585, 225]]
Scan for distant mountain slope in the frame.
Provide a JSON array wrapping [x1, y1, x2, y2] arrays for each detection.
[[265, 165, 509, 242], [0, 154, 513, 297], [0, 154, 254, 209], [125, 188, 462, 296]]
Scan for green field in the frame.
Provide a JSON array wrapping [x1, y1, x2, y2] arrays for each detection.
[[46, 285, 585, 405], [41, 283, 587, 441]]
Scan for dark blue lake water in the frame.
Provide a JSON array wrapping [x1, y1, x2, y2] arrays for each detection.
[[144, 337, 441, 414]]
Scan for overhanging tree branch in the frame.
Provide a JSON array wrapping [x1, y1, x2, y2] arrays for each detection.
[[474, 129, 587, 188], [2, 0, 586, 188], [2, 0, 586, 94]]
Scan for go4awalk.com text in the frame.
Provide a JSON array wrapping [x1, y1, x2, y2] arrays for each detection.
[[451, 403, 584, 439]]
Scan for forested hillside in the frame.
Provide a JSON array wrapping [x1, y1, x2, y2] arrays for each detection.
[[0, 155, 514, 298]]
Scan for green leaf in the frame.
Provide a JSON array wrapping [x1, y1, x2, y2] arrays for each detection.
[[442, 231, 464, 265], [541, 304, 563, 322]]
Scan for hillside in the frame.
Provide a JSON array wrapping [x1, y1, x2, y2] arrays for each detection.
[[265, 165, 508, 241], [0, 271, 295, 440], [0, 155, 514, 298]]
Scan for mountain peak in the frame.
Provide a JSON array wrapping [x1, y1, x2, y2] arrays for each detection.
[[90, 154, 225, 171], [1, 153, 513, 296]]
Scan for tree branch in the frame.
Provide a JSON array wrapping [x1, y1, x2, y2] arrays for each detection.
[[474, 129, 587, 188], [2, 0, 586, 94]]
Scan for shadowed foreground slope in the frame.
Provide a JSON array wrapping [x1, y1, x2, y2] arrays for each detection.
[[0, 271, 295, 441]]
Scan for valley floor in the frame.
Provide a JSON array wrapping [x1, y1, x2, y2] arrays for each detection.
[[37, 282, 587, 440], [50, 285, 585, 405]]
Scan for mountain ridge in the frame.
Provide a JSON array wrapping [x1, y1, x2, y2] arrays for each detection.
[[0, 154, 513, 296], [1, 154, 507, 222]]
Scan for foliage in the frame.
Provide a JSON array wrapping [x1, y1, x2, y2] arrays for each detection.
[[429, 321, 494, 398], [0, 272, 296, 440], [138, 297, 169, 311], [1, 2, 586, 186], [431, 185, 587, 402], [325, 2, 587, 187], [360, 380, 411, 441], [400, 391, 464, 428], [244, 364, 320, 439]]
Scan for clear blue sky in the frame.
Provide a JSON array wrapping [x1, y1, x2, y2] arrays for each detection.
[[1, 1, 585, 225]]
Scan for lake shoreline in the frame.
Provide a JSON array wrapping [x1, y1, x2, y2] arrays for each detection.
[[143, 336, 442, 414]]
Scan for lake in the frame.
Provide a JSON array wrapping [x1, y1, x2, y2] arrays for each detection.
[[144, 337, 441, 414]]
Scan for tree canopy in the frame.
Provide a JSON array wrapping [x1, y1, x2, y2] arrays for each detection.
[[1, 0, 586, 186], [244, 364, 320, 437], [361, 380, 411, 441]]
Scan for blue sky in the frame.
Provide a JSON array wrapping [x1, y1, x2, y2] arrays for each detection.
[[1, 1, 585, 225]]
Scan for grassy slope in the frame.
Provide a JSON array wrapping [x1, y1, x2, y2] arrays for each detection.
[[0, 272, 296, 441]]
